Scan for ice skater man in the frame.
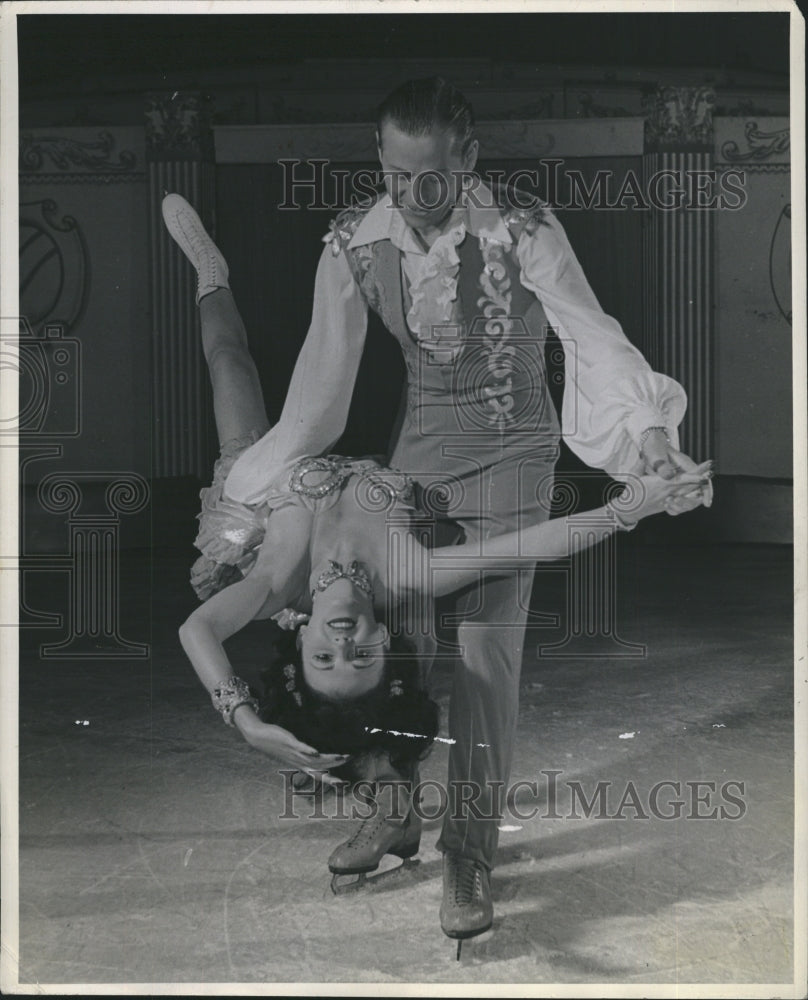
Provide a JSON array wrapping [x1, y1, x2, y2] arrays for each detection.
[[221, 77, 712, 945]]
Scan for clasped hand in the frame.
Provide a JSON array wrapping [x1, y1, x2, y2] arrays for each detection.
[[628, 462, 713, 520], [640, 431, 714, 514]]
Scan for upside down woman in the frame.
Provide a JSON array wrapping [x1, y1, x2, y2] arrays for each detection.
[[166, 194, 711, 889]]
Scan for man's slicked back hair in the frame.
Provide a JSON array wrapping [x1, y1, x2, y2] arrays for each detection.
[[376, 76, 476, 156]]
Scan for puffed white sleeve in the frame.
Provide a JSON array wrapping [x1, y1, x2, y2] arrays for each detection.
[[224, 244, 369, 505], [515, 210, 687, 478]]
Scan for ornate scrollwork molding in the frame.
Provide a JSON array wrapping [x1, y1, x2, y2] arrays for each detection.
[[145, 91, 214, 160], [721, 121, 790, 162], [19, 130, 138, 173], [577, 91, 633, 118], [644, 86, 715, 149], [502, 93, 555, 120], [717, 99, 780, 117]]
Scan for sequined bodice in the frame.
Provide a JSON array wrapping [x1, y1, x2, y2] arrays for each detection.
[[287, 455, 417, 613]]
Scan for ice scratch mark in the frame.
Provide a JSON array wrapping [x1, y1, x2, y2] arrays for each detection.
[[134, 816, 172, 894], [619, 731, 638, 740], [79, 859, 145, 896], [183, 848, 193, 867], [223, 840, 272, 977], [79, 839, 169, 897], [712, 723, 726, 728], [498, 825, 522, 832]]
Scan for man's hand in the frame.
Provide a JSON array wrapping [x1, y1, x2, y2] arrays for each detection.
[[640, 428, 713, 511], [629, 463, 713, 522]]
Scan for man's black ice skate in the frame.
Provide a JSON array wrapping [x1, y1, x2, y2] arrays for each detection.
[[328, 808, 421, 894], [439, 851, 493, 959]]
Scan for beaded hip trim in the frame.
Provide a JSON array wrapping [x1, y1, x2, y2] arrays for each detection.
[[288, 455, 414, 505]]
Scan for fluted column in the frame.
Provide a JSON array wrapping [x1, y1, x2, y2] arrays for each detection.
[[146, 91, 215, 478], [642, 85, 715, 462]]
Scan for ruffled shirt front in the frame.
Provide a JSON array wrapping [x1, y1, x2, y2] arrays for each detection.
[[400, 220, 465, 353], [347, 190, 514, 350]]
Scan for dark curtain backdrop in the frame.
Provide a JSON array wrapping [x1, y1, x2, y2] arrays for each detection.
[[215, 161, 400, 459]]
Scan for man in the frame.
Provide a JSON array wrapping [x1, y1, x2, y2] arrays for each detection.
[[223, 77, 710, 942]]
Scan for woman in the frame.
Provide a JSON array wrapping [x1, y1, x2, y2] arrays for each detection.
[[166, 194, 710, 886]]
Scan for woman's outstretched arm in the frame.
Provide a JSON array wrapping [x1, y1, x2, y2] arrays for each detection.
[[179, 581, 346, 775], [179, 568, 281, 695], [178, 515, 350, 778], [179, 504, 311, 692], [422, 467, 711, 599], [179, 534, 291, 742]]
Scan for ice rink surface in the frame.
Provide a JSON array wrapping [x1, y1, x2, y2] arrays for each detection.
[[17, 543, 794, 987]]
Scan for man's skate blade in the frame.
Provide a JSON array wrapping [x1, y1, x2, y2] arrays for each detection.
[[330, 857, 420, 895], [450, 925, 495, 960]]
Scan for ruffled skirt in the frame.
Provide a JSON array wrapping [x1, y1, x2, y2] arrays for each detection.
[[190, 438, 416, 602], [190, 432, 267, 600]]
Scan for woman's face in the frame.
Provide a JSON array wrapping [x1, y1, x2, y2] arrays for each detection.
[[299, 577, 389, 699]]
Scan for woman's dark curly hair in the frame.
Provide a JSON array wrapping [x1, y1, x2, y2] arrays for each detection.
[[257, 625, 440, 778]]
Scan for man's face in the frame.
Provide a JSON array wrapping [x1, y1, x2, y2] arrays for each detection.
[[376, 121, 478, 232]]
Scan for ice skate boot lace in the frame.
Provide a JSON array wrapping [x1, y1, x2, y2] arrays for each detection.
[[346, 811, 389, 847], [176, 212, 223, 286], [450, 856, 484, 905]]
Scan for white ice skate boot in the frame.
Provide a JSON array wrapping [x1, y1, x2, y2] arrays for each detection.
[[161, 193, 229, 304]]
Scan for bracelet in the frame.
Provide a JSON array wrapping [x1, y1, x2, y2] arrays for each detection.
[[211, 675, 259, 727], [605, 501, 639, 532], [639, 425, 670, 455]]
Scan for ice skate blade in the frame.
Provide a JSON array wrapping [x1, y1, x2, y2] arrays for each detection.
[[444, 923, 494, 960], [330, 857, 420, 895], [442, 920, 493, 940]]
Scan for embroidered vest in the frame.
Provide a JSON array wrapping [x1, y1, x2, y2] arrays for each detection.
[[328, 197, 561, 477]]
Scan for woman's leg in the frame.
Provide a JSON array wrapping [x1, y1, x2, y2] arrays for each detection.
[[199, 288, 270, 446], [162, 193, 270, 447]]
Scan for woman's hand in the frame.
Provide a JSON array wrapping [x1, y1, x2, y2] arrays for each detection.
[[236, 711, 350, 786], [616, 462, 713, 523], [641, 431, 715, 509]]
